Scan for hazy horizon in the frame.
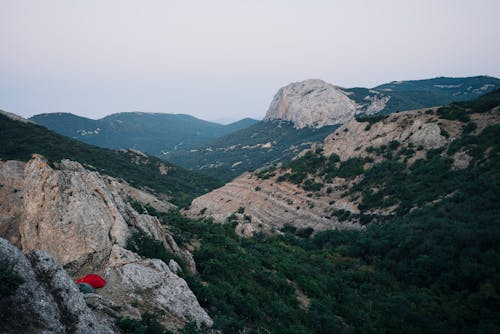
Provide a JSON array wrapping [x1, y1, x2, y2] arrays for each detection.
[[1, 0, 499, 123]]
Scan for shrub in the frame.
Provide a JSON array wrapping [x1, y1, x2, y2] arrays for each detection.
[[126, 231, 186, 272], [117, 312, 167, 334], [0, 262, 23, 298]]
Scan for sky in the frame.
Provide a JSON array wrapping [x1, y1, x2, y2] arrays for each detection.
[[1, 0, 499, 123]]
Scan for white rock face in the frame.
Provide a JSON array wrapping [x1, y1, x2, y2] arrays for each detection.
[[21, 155, 131, 265], [264, 79, 389, 128]]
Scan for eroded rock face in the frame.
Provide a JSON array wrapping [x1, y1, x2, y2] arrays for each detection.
[[0, 237, 115, 334], [264, 79, 389, 129], [17, 155, 180, 268], [186, 171, 362, 233], [21, 156, 129, 266]]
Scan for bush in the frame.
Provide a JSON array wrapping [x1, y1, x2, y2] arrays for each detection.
[[117, 312, 167, 334], [0, 262, 23, 298], [337, 158, 364, 179], [126, 231, 186, 272]]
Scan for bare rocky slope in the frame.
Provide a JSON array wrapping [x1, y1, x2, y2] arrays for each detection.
[[187, 101, 500, 235], [0, 155, 212, 332]]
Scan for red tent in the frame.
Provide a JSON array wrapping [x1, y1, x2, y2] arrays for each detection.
[[75, 274, 106, 289]]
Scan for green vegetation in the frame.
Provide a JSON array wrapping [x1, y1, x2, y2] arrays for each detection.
[[138, 92, 500, 333], [126, 231, 186, 272], [277, 150, 366, 189], [355, 114, 388, 130], [0, 114, 221, 206], [372, 76, 500, 114], [30, 112, 258, 157], [167, 121, 339, 182], [117, 312, 167, 334], [150, 163, 500, 332], [0, 262, 24, 298]]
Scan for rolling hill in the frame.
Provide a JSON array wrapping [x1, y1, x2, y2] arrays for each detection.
[[30, 112, 259, 156]]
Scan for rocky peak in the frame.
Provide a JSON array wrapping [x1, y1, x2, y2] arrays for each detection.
[[263, 79, 388, 128]]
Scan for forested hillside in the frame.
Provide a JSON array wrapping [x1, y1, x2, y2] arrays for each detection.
[[0, 114, 221, 206], [30, 112, 258, 157]]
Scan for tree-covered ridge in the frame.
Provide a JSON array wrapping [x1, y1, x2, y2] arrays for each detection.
[[30, 112, 259, 157], [0, 114, 221, 207], [167, 120, 338, 182]]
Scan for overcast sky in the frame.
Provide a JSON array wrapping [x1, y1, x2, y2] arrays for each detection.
[[1, 0, 499, 123]]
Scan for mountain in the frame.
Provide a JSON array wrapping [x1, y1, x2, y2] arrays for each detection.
[[264, 75, 500, 128], [0, 110, 222, 207], [187, 89, 500, 231], [2, 90, 499, 333], [30, 112, 259, 156], [168, 76, 500, 181], [166, 120, 338, 182]]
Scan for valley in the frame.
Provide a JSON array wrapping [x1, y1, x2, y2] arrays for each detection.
[[0, 78, 499, 333]]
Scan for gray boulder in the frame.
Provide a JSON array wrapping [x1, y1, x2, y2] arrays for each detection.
[[0, 237, 116, 334]]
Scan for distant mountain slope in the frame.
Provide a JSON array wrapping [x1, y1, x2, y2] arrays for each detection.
[[0, 112, 222, 206], [264, 76, 500, 128], [166, 120, 338, 182], [30, 112, 259, 156]]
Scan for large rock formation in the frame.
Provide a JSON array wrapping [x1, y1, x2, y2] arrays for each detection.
[[0, 155, 211, 332], [264, 79, 389, 128], [0, 237, 116, 333]]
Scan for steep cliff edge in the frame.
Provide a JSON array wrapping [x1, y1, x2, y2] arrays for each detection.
[[0, 155, 212, 332]]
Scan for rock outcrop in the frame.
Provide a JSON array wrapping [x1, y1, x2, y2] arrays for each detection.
[[0, 237, 116, 334], [186, 171, 362, 233], [322, 108, 450, 161], [103, 246, 213, 328], [264, 79, 389, 128], [0, 155, 211, 332]]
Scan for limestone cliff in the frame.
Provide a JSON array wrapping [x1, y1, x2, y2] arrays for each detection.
[[0, 155, 212, 332], [264, 79, 389, 128]]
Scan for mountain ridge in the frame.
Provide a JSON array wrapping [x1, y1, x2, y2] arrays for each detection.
[[30, 112, 259, 157], [264, 75, 500, 128]]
